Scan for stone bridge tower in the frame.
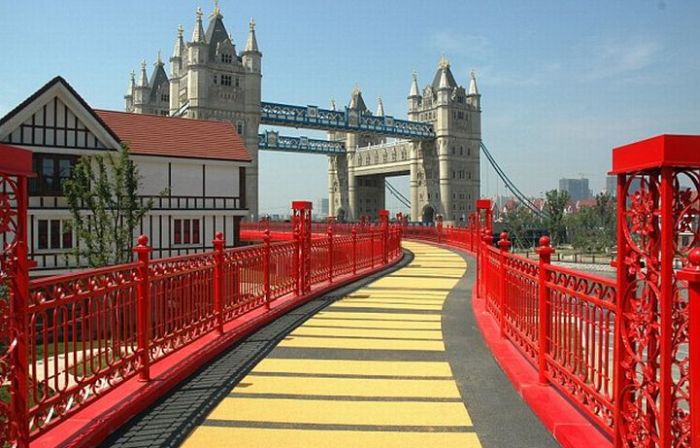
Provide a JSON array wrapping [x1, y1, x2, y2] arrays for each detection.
[[125, 5, 262, 219], [328, 56, 481, 224]]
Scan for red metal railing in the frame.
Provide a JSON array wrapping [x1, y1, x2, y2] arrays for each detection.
[[0, 198, 402, 446]]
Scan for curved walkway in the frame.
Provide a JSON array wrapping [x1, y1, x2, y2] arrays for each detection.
[[104, 242, 556, 448]]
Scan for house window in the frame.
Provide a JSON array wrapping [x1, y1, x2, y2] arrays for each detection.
[[30, 154, 77, 195], [221, 53, 232, 64], [173, 218, 200, 245], [221, 75, 232, 86], [37, 219, 72, 250]]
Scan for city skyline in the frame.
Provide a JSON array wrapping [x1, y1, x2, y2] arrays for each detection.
[[1, 0, 699, 215]]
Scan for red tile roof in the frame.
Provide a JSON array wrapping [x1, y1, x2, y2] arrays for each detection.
[[95, 110, 251, 162]]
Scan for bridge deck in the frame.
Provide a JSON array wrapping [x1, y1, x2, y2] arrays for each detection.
[[103, 242, 556, 448]]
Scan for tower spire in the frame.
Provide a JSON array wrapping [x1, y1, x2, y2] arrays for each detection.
[[376, 97, 385, 116], [408, 71, 420, 97], [126, 70, 135, 95], [244, 17, 259, 53], [172, 25, 185, 59], [438, 68, 451, 90], [468, 70, 479, 95], [155, 50, 163, 66], [139, 60, 148, 86], [192, 7, 205, 42]]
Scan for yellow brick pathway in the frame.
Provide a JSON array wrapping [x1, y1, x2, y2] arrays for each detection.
[[182, 241, 482, 448]]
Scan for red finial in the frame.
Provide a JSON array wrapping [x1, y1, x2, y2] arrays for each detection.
[[539, 235, 551, 248], [137, 234, 149, 246], [215, 231, 224, 241], [689, 247, 700, 268]]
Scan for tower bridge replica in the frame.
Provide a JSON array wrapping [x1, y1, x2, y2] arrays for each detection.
[[124, 4, 481, 224]]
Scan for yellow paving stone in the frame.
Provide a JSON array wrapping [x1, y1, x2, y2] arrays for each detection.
[[231, 375, 461, 398], [250, 359, 454, 376], [302, 318, 442, 329], [328, 302, 443, 310], [183, 427, 482, 448], [290, 326, 443, 340], [206, 397, 473, 426], [314, 311, 441, 321], [278, 334, 445, 351]]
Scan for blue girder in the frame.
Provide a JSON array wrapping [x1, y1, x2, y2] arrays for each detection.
[[260, 101, 435, 140], [258, 131, 346, 155]]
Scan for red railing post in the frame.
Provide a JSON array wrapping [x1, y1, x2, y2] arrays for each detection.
[[536, 235, 554, 385], [379, 209, 389, 264], [293, 225, 301, 296], [498, 232, 511, 338], [327, 224, 334, 283], [370, 230, 375, 269], [11, 237, 30, 447], [133, 235, 152, 382], [679, 248, 700, 447], [263, 229, 271, 309], [212, 231, 225, 334], [352, 225, 357, 275], [480, 229, 491, 299]]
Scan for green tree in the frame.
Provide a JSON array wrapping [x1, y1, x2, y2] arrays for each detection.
[[567, 193, 616, 252], [503, 204, 542, 249], [543, 189, 570, 246], [63, 144, 152, 267]]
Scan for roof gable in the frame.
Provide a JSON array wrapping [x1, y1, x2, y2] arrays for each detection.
[[95, 110, 251, 162], [0, 77, 121, 151]]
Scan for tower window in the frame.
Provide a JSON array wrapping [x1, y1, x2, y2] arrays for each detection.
[[235, 77, 240, 88], [161, 93, 169, 103], [221, 53, 232, 64], [221, 75, 232, 86]]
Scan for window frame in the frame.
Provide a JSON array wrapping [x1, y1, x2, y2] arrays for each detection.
[[173, 218, 201, 246]]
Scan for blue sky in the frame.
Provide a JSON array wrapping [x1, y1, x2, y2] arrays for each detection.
[[1, 1, 699, 215]]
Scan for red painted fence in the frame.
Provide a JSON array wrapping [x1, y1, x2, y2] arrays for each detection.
[[403, 135, 700, 447], [0, 172, 402, 447]]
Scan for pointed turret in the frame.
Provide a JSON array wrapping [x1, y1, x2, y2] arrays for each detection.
[[124, 71, 135, 111], [330, 98, 337, 111], [149, 51, 169, 104], [242, 18, 262, 73], [375, 98, 385, 116], [408, 72, 421, 119], [438, 69, 451, 91], [348, 85, 367, 111], [408, 71, 420, 98], [170, 25, 185, 77], [431, 55, 457, 91], [468, 70, 479, 95], [139, 60, 149, 86], [245, 18, 259, 53], [467, 70, 481, 110], [126, 71, 135, 96], [192, 7, 205, 43]]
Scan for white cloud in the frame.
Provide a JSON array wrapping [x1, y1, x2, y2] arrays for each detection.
[[579, 38, 661, 81]]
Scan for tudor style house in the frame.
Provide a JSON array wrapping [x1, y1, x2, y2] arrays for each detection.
[[0, 76, 251, 276]]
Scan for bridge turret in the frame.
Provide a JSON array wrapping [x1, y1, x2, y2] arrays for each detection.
[[437, 67, 452, 104], [407, 72, 421, 121], [132, 60, 150, 114], [375, 98, 384, 116], [467, 70, 480, 110], [124, 71, 135, 111], [242, 18, 261, 74]]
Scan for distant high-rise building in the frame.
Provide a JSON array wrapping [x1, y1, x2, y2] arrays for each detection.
[[320, 198, 329, 216], [559, 178, 591, 202], [606, 176, 616, 197]]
